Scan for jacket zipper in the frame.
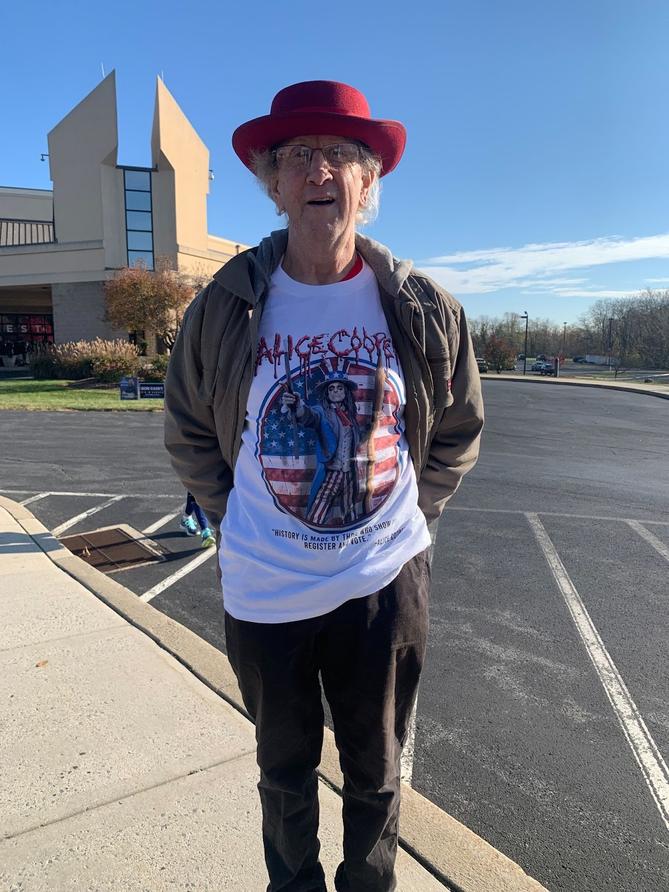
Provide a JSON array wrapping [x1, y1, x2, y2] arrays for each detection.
[[399, 298, 435, 474], [231, 303, 262, 467]]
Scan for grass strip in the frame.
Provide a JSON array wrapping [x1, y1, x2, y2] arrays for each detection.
[[0, 379, 164, 411]]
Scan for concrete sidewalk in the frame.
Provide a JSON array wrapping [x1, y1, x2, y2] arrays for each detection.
[[0, 496, 547, 892], [480, 370, 669, 399]]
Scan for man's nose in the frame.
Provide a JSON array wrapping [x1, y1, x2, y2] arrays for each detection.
[[306, 148, 333, 183]]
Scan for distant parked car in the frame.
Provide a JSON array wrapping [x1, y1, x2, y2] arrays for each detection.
[[536, 353, 546, 361], [517, 353, 525, 361], [531, 361, 554, 374], [572, 356, 586, 363], [476, 357, 488, 373]]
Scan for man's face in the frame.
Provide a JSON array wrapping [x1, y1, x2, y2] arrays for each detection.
[[327, 382, 346, 403], [270, 134, 372, 245]]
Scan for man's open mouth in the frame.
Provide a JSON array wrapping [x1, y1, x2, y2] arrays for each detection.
[[307, 198, 335, 206]]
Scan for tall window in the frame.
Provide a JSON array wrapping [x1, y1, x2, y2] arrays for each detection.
[[122, 167, 154, 270]]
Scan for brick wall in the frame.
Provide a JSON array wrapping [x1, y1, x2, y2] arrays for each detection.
[[51, 281, 125, 343]]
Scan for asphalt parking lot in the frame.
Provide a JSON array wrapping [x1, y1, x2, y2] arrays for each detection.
[[1, 381, 668, 892]]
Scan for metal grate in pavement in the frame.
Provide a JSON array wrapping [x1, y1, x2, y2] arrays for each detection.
[[59, 524, 167, 574]]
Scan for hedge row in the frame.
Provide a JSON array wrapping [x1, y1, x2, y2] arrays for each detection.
[[30, 339, 142, 383]]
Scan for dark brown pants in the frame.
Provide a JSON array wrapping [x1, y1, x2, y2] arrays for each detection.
[[224, 549, 430, 892]]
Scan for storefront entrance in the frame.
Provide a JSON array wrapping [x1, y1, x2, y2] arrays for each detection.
[[0, 313, 54, 366]]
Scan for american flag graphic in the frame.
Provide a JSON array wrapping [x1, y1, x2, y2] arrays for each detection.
[[255, 358, 402, 531]]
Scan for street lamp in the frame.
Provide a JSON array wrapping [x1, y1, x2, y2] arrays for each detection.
[[562, 322, 567, 355], [520, 312, 529, 375]]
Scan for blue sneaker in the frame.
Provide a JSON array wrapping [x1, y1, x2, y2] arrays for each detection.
[[180, 515, 198, 536], [201, 527, 216, 548]]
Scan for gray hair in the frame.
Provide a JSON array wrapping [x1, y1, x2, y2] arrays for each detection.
[[250, 142, 382, 227]]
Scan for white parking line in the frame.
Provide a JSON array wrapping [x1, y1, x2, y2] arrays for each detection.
[[19, 493, 50, 506], [447, 505, 669, 526], [140, 548, 217, 603], [142, 511, 181, 535], [0, 489, 178, 499], [52, 496, 125, 537], [527, 512, 669, 831], [4, 491, 669, 527], [400, 520, 440, 786], [401, 698, 418, 784], [626, 520, 669, 563]]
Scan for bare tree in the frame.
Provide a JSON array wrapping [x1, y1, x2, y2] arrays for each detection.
[[470, 313, 567, 358], [580, 290, 669, 368]]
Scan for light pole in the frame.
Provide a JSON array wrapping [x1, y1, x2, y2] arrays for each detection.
[[520, 312, 529, 375], [562, 322, 567, 356], [585, 333, 592, 361], [608, 317, 614, 371]]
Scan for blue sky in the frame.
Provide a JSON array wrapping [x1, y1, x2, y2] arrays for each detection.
[[2, 0, 668, 325]]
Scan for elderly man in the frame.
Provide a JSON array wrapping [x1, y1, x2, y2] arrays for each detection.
[[164, 80, 484, 892]]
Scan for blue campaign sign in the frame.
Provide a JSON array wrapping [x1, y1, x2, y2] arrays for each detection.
[[119, 376, 139, 400], [138, 382, 165, 399]]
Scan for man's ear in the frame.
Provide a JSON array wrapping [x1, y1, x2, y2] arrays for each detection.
[[270, 177, 284, 215], [359, 170, 375, 208]]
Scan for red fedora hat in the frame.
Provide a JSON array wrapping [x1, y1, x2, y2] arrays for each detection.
[[232, 80, 406, 176]]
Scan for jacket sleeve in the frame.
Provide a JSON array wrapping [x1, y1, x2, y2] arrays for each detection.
[[164, 288, 233, 530], [417, 305, 484, 523]]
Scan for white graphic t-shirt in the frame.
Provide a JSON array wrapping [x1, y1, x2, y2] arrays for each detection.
[[219, 259, 430, 622]]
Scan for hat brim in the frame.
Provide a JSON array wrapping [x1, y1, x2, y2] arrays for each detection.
[[313, 377, 358, 395], [232, 111, 406, 176]]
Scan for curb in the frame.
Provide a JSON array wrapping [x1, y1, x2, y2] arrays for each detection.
[[2, 495, 547, 892], [480, 373, 669, 400]]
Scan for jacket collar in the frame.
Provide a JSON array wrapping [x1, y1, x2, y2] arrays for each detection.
[[213, 228, 414, 305]]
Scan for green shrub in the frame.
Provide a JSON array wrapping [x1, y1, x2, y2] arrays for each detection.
[[30, 352, 60, 380], [30, 339, 140, 382], [138, 353, 170, 381], [151, 353, 170, 377]]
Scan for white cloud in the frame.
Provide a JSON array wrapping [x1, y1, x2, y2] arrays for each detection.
[[521, 277, 589, 286], [551, 289, 640, 298], [419, 233, 669, 296]]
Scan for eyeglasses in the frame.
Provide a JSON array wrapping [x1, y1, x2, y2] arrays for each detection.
[[272, 142, 362, 171]]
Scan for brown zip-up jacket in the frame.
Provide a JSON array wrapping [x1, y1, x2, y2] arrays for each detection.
[[164, 229, 484, 529]]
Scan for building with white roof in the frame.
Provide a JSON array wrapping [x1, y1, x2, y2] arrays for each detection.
[[0, 72, 244, 364]]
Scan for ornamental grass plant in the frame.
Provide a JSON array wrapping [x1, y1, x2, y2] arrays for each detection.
[[30, 339, 141, 382]]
